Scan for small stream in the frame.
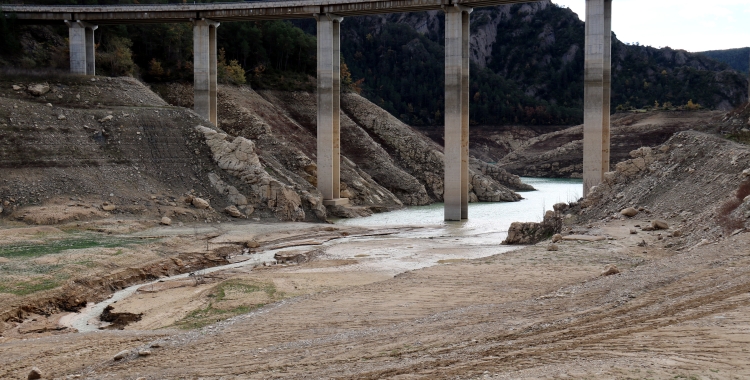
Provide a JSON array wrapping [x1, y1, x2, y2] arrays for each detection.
[[64, 177, 581, 333]]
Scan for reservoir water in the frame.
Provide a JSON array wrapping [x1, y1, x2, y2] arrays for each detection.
[[335, 177, 582, 242]]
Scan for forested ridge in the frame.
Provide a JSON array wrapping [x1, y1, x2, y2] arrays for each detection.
[[1, 0, 748, 127]]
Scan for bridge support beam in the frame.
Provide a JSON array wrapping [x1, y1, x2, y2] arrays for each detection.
[[582, 0, 612, 196], [65, 21, 97, 75], [316, 14, 348, 206], [193, 19, 219, 126], [444, 5, 471, 221]]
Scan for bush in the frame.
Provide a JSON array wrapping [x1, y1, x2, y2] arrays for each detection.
[[96, 36, 137, 76], [217, 48, 246, 85]]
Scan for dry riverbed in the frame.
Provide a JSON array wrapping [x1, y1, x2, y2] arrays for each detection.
[[2, 212, 750, 379]]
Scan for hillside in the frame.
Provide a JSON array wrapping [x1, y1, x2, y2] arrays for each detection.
[[1, 73, 530, 226], [700, 47, 750, 74], [337, 1, 748, 127]]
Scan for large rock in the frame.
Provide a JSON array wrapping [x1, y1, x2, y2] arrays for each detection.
[[502, 210, 562, 245], [191, 197, 210, 209], [27, 367, 43, 380], [197, 126, 307, 221], [27, 84, 50, 96], [620, 207, 639, 217], [223, 205, 244, 218]]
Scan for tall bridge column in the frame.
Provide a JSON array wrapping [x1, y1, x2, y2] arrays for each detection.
[[444, 5, 472, 221], [582, 0, 612, 196], [193, 19, 220, 126], [316, 13, 348, 206], [65, 21, 97, 75]]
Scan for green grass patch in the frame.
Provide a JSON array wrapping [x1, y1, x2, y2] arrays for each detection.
[[173, 303, 264, 330], [173, 280, 281, 330], [0, 234, 154, 259], [0, 278, 59, 296]]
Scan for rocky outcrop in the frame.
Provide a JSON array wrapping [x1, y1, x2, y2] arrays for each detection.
[[341, 93, 523, 202], [577, 130, 750, 247], [196, 126, 308, 222], [502, 210, 562, 245]]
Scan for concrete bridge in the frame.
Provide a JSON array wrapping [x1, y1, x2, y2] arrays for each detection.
[[2, 0, 612, 221]]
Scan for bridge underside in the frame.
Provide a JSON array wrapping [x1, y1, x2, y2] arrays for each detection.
[[2, 0, 612, 221]]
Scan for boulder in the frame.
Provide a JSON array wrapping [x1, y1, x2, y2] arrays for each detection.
[[245, 240, 260, 249], [27, 84, 50, 96], [12, 85, 21, 91], [137, 350, 152, 356], [191, 197, 210, 209], [502, 211, 562, 245], [546, 244, 559, 251], [101, 202, 116, 211], [620, 207, 639, 217], [223, 205, 244, 218], [160, 216, 172, 226], [652, 220, 669, 230], [551, 233, 563, 243], [601, 264, 620, 276], [629, 229, 637, 234], [99, 115, 113, 123], [57, 114, 66, 120], [27, 367, 43, 380], [672, 229, 682, 237]]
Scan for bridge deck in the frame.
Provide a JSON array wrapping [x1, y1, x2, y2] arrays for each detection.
[[2, 0, 534, 24]]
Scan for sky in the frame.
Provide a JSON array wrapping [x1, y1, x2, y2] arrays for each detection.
[[552, 0, 750, 52]]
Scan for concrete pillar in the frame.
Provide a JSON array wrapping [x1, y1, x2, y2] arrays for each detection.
[[316, 14, 348, 206], [582, 0, 612, 196], [65, 21, 97, 75], [444, 5, 472, 221], [193, 19, 219, 126]]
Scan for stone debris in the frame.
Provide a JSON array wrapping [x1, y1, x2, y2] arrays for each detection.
[[191, 197, 210, 210], [223, 205, 244, 218], [26, 84, 50, 96], [113, 349, 131, 361], [652, 220, 669, 230], [274, 251, 308, 264], [601, 264, 620, 276], [99, 115, 114, 123], [160, 216, 172, 226], [27, 367, 43, 380], [620, 207, 638, 217]]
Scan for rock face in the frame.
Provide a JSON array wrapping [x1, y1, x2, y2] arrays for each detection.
[[197, 126, 307, 222], [502, 210, 562, 245]]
